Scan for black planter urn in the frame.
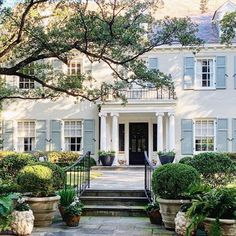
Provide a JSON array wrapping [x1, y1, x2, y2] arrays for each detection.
[[99, 155, 115, 166], [159, 155, 175, 165]]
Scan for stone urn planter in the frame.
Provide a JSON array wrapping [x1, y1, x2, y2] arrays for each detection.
[[25, 195, 60, 227], [204, 218, 236, 236], [11, 210, 34, 236], [158, 198, 190, 230]]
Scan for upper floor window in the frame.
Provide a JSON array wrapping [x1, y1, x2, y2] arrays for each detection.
[[17, 121, 35, 152], [64, 120, 82, 151], [196, 59, 215, 89], [19, 77, 35, 89], [195, 119, 215, 153], [68, 61, 81, 76]]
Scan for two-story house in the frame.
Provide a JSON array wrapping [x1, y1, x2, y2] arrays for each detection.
[[1, 0, 236, 165]]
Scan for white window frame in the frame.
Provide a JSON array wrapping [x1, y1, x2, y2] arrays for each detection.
[[17, 120, 36, 152], [194, 57, 216, 90], [67, 60, 82, 76], [193, 118, 216, 154], [62, 120, 83, 152]]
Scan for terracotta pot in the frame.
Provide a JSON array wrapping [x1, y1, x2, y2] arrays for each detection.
[[58, 205, 66, 221], [64, 215, 81, 227], [204, 217, 236, 236], [158, 198, 190, 230], [25, 195, 60, 227], [147, 209, 162, 225], [11, 210, 34, 236]]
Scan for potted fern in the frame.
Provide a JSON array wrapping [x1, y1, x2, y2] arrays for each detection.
[[186, 188, 236, 236], [98, 150, 115, 166]]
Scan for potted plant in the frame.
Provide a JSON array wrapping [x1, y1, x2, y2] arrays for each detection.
[[58, 187, 76, 221], [16, 162, 65, 227], [11, 197, 34, 235], [118, 157, 127, 165], [158, 151, 175, 165], [0, 195, 13, 234], [98, 150, 115, 166], [64, 197, 84, 227], [145, 201, 162, 225], [152, 163, 200, 230], [186, 187, 236, 236]]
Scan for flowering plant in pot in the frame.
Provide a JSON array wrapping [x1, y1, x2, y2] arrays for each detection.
[[158, 150, 175, 165], [11, 197, 34, 235], [98, 150, 115, 166], [145, 201, 162, 225], [152, 163, 200, 230], [64, 197, 84, 227], [16, 162, 65, 227], [58, 188, 76, 221]]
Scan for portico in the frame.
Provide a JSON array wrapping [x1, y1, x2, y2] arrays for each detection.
[[99, 102, 176, 165]]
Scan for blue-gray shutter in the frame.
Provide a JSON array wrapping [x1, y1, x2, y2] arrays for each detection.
[[232, 119, 236, 152], [83, 119, 95, 155], [216, 56, 226, 89], [3, 120, 14, 150], [216, 119, 228, 152], [234, 56, 236, 89], [36, 120, 47, 151], [183, 57, 195, 89], [50, 120, 61, 151], [181, 119, 193, 155]]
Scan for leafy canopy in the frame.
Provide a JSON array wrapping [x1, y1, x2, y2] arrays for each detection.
[[0, 0, 202, 103]]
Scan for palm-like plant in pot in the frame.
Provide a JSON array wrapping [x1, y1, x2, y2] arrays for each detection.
[[186, 187, 236, 236], [98, 150, 115, 166], [16, 162, 65, 227], [158, 150, 175, 165], [152, 163, 200, 230]]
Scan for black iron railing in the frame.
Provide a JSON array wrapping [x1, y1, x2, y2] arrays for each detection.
[[64, 151, 91, 196], [144, 151, 156, 203], [107, 87, 176, 101]]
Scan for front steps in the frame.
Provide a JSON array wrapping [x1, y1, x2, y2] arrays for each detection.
[[80, 189, 148, 217]]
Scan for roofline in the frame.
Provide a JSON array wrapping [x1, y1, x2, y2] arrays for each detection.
[[212, 0, 236, 21]]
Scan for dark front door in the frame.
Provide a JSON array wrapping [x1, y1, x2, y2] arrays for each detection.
[[129, 123, 148, 165]]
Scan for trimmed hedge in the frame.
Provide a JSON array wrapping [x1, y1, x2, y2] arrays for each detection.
[[225, 153, 236, 162], [152, 163, 200, 199], [17, 164, 54, 197], [0, 153, 37, 180], [179, 156, 193, 165], [184, 152, 236, 188]]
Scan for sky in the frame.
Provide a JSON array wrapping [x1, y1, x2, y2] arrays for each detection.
[[3, 0, 19, 7]]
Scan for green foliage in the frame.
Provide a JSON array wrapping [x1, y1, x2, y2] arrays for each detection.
[[145, 201, 160, 212], [157, 150, 175, 157], [33, 162, 66, 190], [0, 195, 13, 231], [98, 150, 115, 157], [221, 11, 236, 45], [64, 200, 84, 216], [47, 151, 79, 164], [186, 188, 236, 236], [14, 197, 30, 211], [185, 152, 236, 188], [179, 156, 193, 165], [152, 163, 200, 199], [0, 179, 20, 194], [0, 151, 16, 159], [17, 164, 54, 197], [58, 188, 76, 207], [225, 152, 236, 162], [0, 153, 37, 180]]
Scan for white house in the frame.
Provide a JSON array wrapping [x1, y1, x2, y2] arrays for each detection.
[[1, 0, 236, 165]]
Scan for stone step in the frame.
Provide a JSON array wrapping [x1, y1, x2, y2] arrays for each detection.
[[82, 189, 146, 197], [82, 205, 147, 217], [91, 166, 144, 171], [80, 196, 148, 206]]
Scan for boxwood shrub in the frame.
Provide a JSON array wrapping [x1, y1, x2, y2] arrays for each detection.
[[184, 152, 236, 187], [17, 164, 54, 197], [152, 163, 200, 199], [0, 153, 37, 180], [179, 156, 193, 165]]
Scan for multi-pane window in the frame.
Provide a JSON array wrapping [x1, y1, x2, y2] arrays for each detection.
[[17, 121, 35, 152], [64, 121, 82, 151], [68, 61, 81, 75], [195, 120, 215, 152], [196, 59, 214, 88], [19, 65, 35, 89]]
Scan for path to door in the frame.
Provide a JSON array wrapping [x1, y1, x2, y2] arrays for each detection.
[[90, 166, 144, 190]]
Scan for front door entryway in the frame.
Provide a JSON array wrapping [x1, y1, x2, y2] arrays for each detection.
[[129, 123, 148, 165]]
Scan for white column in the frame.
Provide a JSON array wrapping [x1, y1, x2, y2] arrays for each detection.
[[168, 113, 175, 151], [99, 113, 107, 151], [156, 113, 164, 152], [111, 112, 119, 165]]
